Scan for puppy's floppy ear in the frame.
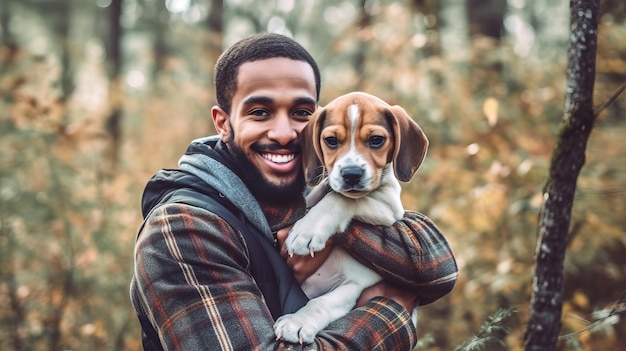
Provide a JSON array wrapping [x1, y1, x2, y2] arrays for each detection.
[[299, 109, 327, 185], [386, 105, 429, 182]]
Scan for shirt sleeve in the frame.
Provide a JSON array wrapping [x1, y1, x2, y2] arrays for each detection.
[[335, 211, 458, 306], [130, 203, 417, 351]]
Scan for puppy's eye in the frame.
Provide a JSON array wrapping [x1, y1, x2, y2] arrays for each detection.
[[324, 136, 339, 149], [368, 136, 386, 148]]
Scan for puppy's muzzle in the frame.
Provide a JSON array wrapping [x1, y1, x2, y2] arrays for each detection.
[[341, 166, 363, 187]]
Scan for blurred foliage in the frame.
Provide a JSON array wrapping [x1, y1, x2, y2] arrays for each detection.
[[0, 0, 625, 350]]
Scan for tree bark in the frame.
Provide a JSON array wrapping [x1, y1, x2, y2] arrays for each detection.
[[524, 1, 598, 350], [0, 0, 14, 46], [104, 0, 123, 174], [56, 1, 74, 100], [354, 0, 371, 89], [205, 0, 224, 72]]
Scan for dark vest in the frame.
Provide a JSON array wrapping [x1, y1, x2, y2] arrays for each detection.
[[137, 170, 309, 350]]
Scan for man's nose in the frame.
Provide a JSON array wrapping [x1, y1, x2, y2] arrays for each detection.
[[267, 114, 297, 145]]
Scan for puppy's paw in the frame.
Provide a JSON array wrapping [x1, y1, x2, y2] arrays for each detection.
[[285, 217, 330, 256], [274, 314, 318, 345], [285, 231, 328, 257]]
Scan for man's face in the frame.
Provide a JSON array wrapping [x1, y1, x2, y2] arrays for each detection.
[[212, 57, 318, 201]]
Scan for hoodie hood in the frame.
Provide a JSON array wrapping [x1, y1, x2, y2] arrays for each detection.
[[141, 136, 273, 240]]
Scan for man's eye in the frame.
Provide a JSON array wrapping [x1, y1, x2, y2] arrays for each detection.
[[293, 109, 313, 121], [368, 136, 386, 148], [249, 109, 269, 117], [324, 136, 339, 149], [293, 109, 312, 117]]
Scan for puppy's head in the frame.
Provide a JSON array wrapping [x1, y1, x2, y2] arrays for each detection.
[[300, 92, 428, 198]]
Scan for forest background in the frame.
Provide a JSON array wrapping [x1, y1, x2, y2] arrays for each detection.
[[0, 0, 625, 350]]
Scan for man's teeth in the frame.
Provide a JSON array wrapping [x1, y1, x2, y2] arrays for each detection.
[[262, 153, 295, 164]]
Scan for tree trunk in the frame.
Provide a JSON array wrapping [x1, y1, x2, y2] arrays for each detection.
[[104, 0, 123, 174], [204, 0, 224, 75], [467, 0, 506, 39], [524, 1, 598, 350], [0, 0, 18, 77], [354, 0, 371, 89], [56, 1, 74, 101], [0, 0, 14, 46], [151, 0, 168, 79], [206, 0, 224, 44]]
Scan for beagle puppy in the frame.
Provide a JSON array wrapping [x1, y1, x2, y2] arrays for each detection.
[[274, 92, 428, 344]]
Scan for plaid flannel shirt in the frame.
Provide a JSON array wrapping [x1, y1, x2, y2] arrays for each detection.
[[130, 203, 457, 351]]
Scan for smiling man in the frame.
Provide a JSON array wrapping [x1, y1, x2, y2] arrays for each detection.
[[213, 57, 317, 202], [130, 33, 458, 351]]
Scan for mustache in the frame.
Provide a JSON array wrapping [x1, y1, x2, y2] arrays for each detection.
[[253, 140, 300, 153]]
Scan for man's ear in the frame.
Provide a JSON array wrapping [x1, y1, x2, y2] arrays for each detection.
[[212, 106, 231, 142]]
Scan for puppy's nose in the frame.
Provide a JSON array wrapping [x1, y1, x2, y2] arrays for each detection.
[[341, 166, 363, 186]]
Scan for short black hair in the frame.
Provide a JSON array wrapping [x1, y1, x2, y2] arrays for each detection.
[[214, 33, 321, 115]]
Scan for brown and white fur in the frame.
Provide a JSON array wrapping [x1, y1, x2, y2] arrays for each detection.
[[274, 92, 429, 344]]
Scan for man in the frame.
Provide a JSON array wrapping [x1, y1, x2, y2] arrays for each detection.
[[130, 33, 457, 350]]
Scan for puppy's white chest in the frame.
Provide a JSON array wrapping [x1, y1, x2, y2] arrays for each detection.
[[300, 248, 346, 298], [300, 247, 382, 299]]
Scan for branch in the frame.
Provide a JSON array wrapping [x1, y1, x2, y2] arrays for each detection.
[[594, 80, 626, 116], [558, 289, 626, 341]]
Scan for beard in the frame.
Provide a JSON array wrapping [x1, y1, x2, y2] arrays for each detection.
[[225, 138, 306, 205]]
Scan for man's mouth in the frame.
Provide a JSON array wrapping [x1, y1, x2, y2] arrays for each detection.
[[261, 153, 296, 164]]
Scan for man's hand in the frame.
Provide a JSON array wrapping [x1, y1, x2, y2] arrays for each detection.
[[276, 226, 333, 284], [357, 281, 418, 313]]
